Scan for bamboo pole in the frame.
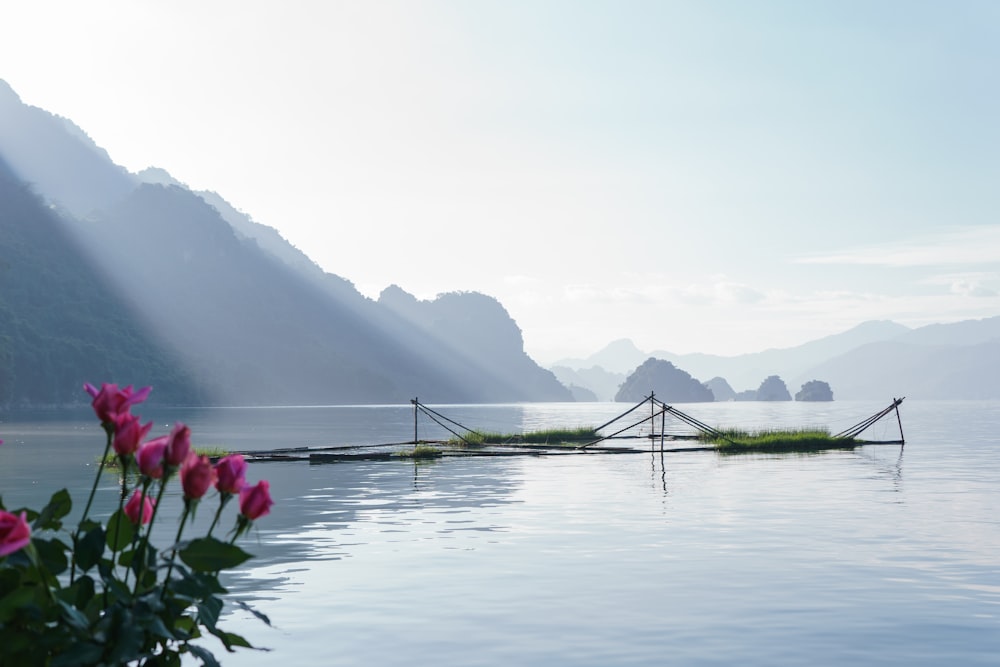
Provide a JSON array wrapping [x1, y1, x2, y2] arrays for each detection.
[[412, 397, 418, 445], [594, 396, 651, 433], [894, 397, 906, 448]]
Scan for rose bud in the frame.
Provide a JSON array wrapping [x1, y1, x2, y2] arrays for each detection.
[[214, 454, 247, 495], [181, 453, 216, 501], [0, 510, 31, 557], [239, 480, 274, 520], [124, 489, 156, 525]]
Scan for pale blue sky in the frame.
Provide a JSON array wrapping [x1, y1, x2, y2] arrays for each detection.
[[2, 1, 998, 361]]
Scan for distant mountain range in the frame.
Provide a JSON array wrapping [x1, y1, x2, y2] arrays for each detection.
[[0, 79, 571, 406], [3, 78, 997, 406], [550, 317, 1000, 400]]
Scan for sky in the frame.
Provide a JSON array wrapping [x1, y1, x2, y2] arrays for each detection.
[[2, 1, 998, 364]]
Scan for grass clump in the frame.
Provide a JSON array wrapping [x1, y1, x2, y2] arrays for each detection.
[[393, 445, 443, 459], [703, 428, 857, 453], [453, 427, 599, 447], [100, 446, 231, 468]]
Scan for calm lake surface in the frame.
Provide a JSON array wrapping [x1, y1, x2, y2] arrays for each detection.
[[2, 400, 999, 665]]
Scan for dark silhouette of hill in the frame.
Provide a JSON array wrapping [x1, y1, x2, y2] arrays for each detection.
[[755, 375, 792, 401], [0, 80, 571, 406], [0, 157, 198, 405], [795, 380, 833, 402], [615, 358, 714, 403], [704, 377, 736, 401]]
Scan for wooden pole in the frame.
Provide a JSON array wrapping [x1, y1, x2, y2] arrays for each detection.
[[412, 397, 418, 445], [660, 407, 666, 453], [894, 397, 905, 448], [650, 392, 655, 451]]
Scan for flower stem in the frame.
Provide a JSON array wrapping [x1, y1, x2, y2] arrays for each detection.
[[123, 477, 152, 588], [206, 493, 232, 538], [71, 423, 113, 584], [132, 475, 169, 596], [161, 500, 192, 601]]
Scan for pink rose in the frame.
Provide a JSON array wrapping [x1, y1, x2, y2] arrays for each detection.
[[83, 382, 151, 424], [136, 436, 168, 479], [0, 510, 31, 557], [113, 413, 153, 456], [163, 423, 191, 467], [239, 480, 273, 520], [124, 489, 156, 525], [181, 453, 216, 500], [214, 454, 247, 495]]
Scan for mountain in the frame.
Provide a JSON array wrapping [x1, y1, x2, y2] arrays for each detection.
[[554, 321, 910, 390], [0, 156, 199, 405], [0, 80, 570, 406], [0, 80, 136, 218], [704, 377, 736, 402], [794, 337, 1000, 400], [755, 375, 792, 401], [559, 317, 1000, 401], [548, 365, 625, 402], [377, 286, 571, 402], [646, 320, 912, 391], [552, 338, 648, 375], [615, 358, 714, 403]]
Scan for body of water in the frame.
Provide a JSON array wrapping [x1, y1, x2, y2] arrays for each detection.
[[2, 399, 998, 665]]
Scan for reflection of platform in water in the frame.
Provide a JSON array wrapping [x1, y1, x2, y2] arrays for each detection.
[[238, 395, 906, 464]]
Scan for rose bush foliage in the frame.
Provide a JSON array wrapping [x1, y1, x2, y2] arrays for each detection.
[[0, 383, 273, 666]]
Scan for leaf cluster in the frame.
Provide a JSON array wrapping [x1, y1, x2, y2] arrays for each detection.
[[0, 463, 269, 665]]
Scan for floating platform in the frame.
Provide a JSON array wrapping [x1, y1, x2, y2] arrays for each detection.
[[235, 396, 906, 464]]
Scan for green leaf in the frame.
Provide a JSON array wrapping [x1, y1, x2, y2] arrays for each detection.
[[51, 643, 103, 667], [0, 566, 22, 596], [34, 537, 69, 576], [79, 518, 101, 533], [209, 627, 254, 651], [0, 586, 34, 622], [157, 650, 183, 667], [103, 606, 143, 665], [57, 599, 90, 632], [75, 524, 105, 572], [105, 509, 134, 551], [179, 538, 252, 573], [117, 547, 135, 567], [55, 575, 96, 612], [197, 596, 223, 631], [34, 488, 72, 530], [187, 644, 222, 667]]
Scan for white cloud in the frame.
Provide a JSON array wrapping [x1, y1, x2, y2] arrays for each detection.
[[669, 281, 766, 306], [795, 225, 1000, 268], [949, 281, 998, 298]]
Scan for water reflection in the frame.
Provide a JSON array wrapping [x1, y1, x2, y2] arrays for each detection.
[[229, 457, 524, 573], [6, 402, 1000, 666]]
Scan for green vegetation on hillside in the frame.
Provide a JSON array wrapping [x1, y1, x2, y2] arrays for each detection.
[[0, 161, 201, 406]]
